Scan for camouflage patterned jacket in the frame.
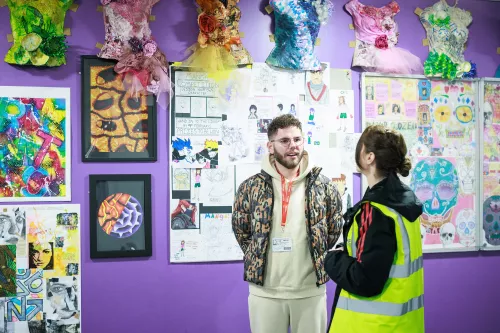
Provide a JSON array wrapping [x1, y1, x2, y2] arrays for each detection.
[[232, 166, 344, 287]]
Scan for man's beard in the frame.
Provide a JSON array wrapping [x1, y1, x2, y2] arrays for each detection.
[[274, 149, 304, 169]]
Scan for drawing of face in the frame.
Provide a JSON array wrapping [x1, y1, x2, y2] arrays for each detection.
[[309, 108, 315, 115], [338, 96, 345, 105], [378, 104, 384, 115], [29, 242, 53, 269], [307, 131, 312, 138], [484, 196, 500, 246], [411, 158, 459, 232], [310, 70, 324, 85], [366, 86, 373, 99], [46, 277, 78, 321], [268, 126, 304, 170]]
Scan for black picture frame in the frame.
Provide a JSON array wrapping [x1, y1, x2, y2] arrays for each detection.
[[81, 55, 157, 162], [89, 174, 152, 258]]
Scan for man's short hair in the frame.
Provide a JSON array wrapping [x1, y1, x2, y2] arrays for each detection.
[[267, 114, 302, 140]]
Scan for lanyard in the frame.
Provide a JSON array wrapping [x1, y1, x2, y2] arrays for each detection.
[[275, 163, 299, 229]]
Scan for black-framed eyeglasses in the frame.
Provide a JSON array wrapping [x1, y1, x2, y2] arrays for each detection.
[[270, 136, 304, 148]]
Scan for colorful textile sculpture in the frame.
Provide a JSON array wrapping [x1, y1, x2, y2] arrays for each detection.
[[345, 0, 422, 74], [4, 0, 73, 67], [266, 0, 333, 70], [98, 0, 170, 105], [183, 0, 252, 81], [419, 0, 476, 80]]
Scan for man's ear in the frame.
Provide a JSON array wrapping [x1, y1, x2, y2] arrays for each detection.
[[267, 141, 274, 155]]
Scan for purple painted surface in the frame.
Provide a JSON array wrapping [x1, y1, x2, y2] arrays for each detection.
[[0, 0, 499, 332]]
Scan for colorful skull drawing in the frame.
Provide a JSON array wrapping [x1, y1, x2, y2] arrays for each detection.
[[456, 157, 475, 194], [411, 158, 459, 233], [455, 208, 476, 247], [483, 196, 500, 246], [430, 84, 475, 155]]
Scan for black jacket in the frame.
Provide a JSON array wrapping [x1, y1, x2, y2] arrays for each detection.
[[325, 172, 423, 327]]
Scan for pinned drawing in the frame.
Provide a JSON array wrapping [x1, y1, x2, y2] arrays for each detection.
[[305, 63, 330, 105], [220, 122, 251, 164], [192, 169, 202, 203], [483, 196, 500, 246], [172, 169, 190, 191], [252, 63, 278, 94], [430, 82, 475, 156], [171, 200, 198, 230], [332, 90, 355, 132], [0, 207, 26, 245], [171, 137, 219, 169]]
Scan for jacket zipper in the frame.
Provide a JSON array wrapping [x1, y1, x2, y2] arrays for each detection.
[[306, 171, 322, 287], [260, 176, 274, 286]]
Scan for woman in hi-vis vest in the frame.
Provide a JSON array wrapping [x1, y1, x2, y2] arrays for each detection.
[[325, 125, 425, 333]]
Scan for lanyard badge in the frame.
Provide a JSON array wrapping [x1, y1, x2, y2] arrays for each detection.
[[275, 163, 299, 229]]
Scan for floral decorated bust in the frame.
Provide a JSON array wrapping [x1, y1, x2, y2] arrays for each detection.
[[4, 0, 73, 67], [98, 0, 170, 105], [183, 0, 252, 82], [419, 0, 476, 80]]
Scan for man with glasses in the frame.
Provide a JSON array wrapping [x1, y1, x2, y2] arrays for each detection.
[[232, 114, 344, 333]]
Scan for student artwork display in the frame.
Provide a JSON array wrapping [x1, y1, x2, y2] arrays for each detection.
[[97, 0, 170, 104], [81, 56, 157, 162], [345, 0, 422, 75], [419, 0, 476, 80], [362, 73, 480, 253], [0, 204, 81, 333], [266, 0, 333, 71], [183, 0, 252, 82], [481, 78, 500, 250], [89, 174, 152, 258], [0, 87, 71, 202], [169, 63, 356, 263], [4, 0, 73, 67]]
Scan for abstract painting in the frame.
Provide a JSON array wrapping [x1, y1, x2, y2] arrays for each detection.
[[81, 56, 157, 162], [0, 86, 71, 202], [89, 174, 152, 258]]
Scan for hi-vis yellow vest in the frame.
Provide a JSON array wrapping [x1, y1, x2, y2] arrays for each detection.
[[330, 202, 425, 333]]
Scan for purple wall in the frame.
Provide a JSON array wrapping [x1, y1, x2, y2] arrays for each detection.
[[0, 0, 499, 332]]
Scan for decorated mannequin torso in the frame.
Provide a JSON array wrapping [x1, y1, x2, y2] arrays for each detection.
[[5, 0, 73, 66], [266, 0, 332, 71], [420, 0, 474, 79]]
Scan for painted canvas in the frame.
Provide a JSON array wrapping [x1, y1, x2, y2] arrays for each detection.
[[81, 56, 157, 162], [0, 204, 81, 333], [0, 86, 71, 202]]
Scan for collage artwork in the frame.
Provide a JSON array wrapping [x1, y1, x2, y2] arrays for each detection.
[[363, 75, 478, 252], [482, 80, 500, 250], [0, 205, 81, 333], [169, 62, 358, 263]]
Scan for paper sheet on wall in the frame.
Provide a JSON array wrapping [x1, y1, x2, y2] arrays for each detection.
[[362, 74, 479, 253]]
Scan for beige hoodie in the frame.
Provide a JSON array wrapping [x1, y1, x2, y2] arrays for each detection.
[[249, 152, 326, 299]]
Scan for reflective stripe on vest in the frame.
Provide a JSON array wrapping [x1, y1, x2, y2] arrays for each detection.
[[349, 205, 422, 279], [338, 204, 424, 318], [336, 294, 424, 317]]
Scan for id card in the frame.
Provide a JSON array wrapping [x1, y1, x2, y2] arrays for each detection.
[[272, 238, 292, 252]]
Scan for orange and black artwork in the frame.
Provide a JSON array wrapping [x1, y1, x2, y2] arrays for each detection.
[[81, 56, 157, 162]]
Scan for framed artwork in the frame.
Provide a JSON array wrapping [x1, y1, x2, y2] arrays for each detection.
[[81, 56, 157, 162], [89, 174, 152, 258], [0, 86, 71, 202]]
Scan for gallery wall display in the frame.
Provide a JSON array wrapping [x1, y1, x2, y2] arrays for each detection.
[[0, 86, 71, 202], [168, 63, 357, 263], [0, 204, 81, 333], [361, 72, 481, 253], [480, 78, 500, 251], [81, 56, 158, 162], [89, 174, 152, 258]]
